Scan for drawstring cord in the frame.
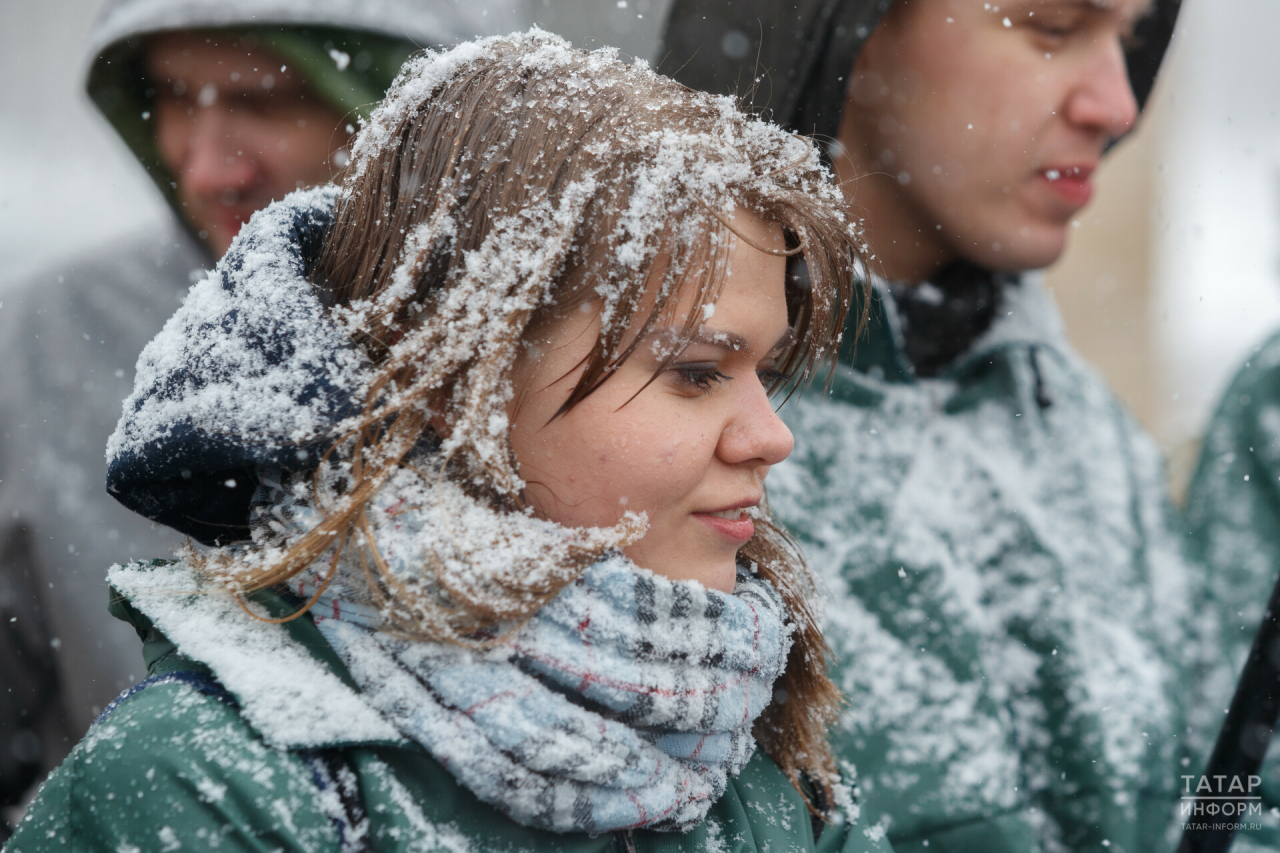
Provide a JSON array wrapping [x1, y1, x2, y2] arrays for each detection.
[[1030, 345, 1053, 410]]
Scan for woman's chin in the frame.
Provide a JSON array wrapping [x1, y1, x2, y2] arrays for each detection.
[[624, 547, 738, 593], [691, 558, 739, 593]]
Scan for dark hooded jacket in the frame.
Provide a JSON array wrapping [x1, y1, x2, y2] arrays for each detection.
[[656, 3, 1194, 852]]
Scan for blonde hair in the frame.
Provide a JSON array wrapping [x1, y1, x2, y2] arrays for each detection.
[[210, 31, 866, 811]]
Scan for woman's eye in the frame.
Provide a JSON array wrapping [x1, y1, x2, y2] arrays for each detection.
[[672, 363, 730, 393], [757, 367, 788, 391]]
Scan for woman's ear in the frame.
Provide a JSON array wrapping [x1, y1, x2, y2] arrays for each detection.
[[424, 389, 453, 440], [428, 411, 452, 440]]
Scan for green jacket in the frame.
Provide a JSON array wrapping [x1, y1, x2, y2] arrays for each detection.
[[768, 279, 1194, 852], [1182, 329, 1280, 853], [5, 562, 895, 853]]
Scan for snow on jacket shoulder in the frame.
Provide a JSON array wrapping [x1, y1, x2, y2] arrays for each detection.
[[1183, 329, 1280, 852], [5, 560, 896, 853], [768, 277, 1196, 852]]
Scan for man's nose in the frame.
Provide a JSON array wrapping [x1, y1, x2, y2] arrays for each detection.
[[1064, 38, 1140, 139], [180, 108, 259, 198]]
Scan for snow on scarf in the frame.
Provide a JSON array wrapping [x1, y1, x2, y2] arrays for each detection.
[[251, 467, 792, 834]]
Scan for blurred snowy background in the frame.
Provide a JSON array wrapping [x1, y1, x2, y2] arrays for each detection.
[[3, 0, 1278, 470]]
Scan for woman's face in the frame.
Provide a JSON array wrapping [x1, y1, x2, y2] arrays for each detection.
[[508, 211, 792, 592], [836, 0, 1152, 281]]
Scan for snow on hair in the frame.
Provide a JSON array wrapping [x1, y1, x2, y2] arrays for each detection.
[[208, 29, 865, 809]]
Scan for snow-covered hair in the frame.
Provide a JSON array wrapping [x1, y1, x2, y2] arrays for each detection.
[[212, 29, 864, 807]]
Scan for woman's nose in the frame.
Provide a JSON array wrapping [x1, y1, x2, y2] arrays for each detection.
[[717, 381, 794, 469]]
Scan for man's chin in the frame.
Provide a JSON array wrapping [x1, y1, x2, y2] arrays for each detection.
[[184, 201, 267, 255], [203, 233, 235, 257], [191, 218, 247, 257], [957, 224, 1067, 274]]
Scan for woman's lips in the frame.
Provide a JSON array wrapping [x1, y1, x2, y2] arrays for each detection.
[[1039, 165, 1094, 208], [693, 510, 755, 543]]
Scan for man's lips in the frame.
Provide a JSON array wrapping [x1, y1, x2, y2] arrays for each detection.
[[1038, 164, 1095, 208], [693, 500, 757, 544], [217, 207, 254, 229], [209, 206, 258, 245]]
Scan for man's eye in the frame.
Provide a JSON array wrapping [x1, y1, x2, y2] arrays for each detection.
[[230, 91, 277, 115], [1018, 9, 1089, 45], [672, 364, 730, 393], [1033, 23, 1073, 39], [153, 90, 189, 109], [1120, 25, 1144, 53]]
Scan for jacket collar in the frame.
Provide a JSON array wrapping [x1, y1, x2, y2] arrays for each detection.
[[109, 560, 406, 751], [841, 271, 1071, 383]]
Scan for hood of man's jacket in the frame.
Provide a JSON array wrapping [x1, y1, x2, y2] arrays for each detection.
[[657, 0, 1180, 143], [84, 0, 528, 246]]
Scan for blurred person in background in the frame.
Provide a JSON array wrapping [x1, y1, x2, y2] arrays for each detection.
[[1182, 208, 1280, 846], [0, 0, 521, 834], [661, 1, 1196, 850]]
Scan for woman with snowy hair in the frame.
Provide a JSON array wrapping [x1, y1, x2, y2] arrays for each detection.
[[6, 31, 893, 853]]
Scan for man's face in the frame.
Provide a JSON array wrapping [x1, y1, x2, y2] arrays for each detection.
[[147, 33, 351, 256], [836, 0, 1152, 280]]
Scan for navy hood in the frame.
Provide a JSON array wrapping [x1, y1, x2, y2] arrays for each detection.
[[106, 186, 368, 545], [657, 0, 1181, 143]]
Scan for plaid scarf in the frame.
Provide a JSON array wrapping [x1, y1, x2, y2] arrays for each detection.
[[255, 469, 792, 834]]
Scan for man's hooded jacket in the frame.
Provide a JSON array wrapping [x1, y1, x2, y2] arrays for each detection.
[[656, 3, 1196, 852], [0, 0, 524, 821]]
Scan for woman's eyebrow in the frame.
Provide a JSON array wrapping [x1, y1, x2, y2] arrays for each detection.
[[639, 327, 747, 354], [689, 328, 796, 356], [687, 329, 750, 351], [644, 327, 793, 356]]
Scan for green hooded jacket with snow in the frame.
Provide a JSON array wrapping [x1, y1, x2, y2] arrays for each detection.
[[761, 280, 1195, 853], [1181, 330, 1280, 853], [3, 561, 896, 853], [658, 3, 1193, 851]]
